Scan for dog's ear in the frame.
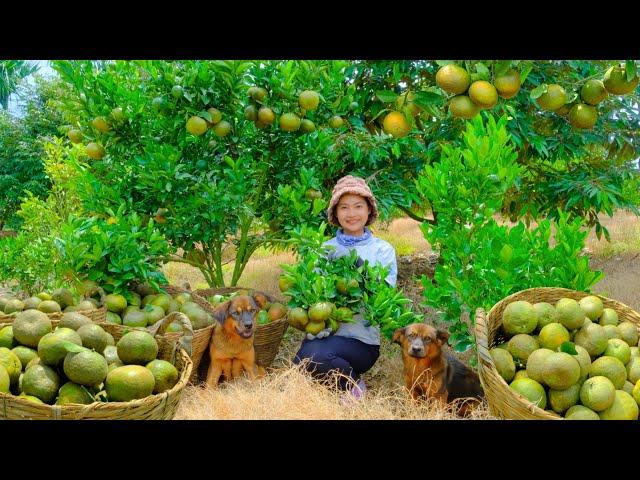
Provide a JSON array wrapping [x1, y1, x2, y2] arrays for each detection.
[[212, 300, 230, 325], [436, 329, 450, 346], [392, 327, 406, 345], [251, 291, 270, 310]]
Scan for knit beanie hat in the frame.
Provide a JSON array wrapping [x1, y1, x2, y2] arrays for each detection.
[[326, 175, 379, 226]]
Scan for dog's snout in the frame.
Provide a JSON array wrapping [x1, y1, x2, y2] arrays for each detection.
[[241, 313, 254, 329], [409, 338, 425, 356]]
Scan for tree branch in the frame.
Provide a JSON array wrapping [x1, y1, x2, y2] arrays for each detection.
[[397, 205, 436, 225]]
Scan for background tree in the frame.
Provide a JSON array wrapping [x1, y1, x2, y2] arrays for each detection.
[[0, 75, 69, 229], [0, 60, 38, 110]]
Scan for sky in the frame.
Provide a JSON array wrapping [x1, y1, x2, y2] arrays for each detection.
[[7, 60, 56, 117]]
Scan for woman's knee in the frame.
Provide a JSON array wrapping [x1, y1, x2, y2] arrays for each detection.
[[294, 341, 346, 374]]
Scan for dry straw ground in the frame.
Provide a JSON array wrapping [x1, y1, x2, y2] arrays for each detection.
[[167, 211, 640, 420]]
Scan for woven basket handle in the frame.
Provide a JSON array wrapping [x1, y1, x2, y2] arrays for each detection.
[[147, 311, 194, 358], [474, 307, 494, 371], [95, 287, 107, 306]]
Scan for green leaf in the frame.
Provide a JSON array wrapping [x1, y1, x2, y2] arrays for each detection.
[[530, 84, 548, 100], [58, 340, 89, 354], [413, 91, 444, 107], [560, 341, 578, 356], [436, 60, 454, 67], [625, 60, 637, 82], [200, 110, 212, 122], [475, 62, 490, 80], [520, 62, 534, 83], [495, 60, 512, 77], [376, 90, 399, 103]]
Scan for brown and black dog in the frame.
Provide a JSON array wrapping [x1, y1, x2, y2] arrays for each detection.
[[205, 292, 270, 388], [393, 323, 484, 416]]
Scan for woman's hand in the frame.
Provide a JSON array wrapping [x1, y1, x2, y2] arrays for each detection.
[[306, 327, 332, 341]]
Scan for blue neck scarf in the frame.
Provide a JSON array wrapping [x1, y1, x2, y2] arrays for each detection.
[[336, 227, 373, 247]]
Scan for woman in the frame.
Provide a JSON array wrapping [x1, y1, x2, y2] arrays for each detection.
[[293, 175, 397, 399]]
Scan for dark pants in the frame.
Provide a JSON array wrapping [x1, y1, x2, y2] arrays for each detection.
[[294, 336, 380, 390]]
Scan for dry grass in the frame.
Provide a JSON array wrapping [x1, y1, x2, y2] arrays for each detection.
[[584, 210, 640, 259], [373, 218, 432, 256], [175, 360, 492, 420]]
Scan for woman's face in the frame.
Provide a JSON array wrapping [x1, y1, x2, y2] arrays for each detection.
[[336, 193, 371, 236]]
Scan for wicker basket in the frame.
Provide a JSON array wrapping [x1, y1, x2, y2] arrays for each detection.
[[0, 312, 193, 420], [193, 287, 289, 368], [158, 285, 215, 382], [475, 287, 640, 420]]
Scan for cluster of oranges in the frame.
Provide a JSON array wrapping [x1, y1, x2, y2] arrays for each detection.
[[185, 87, 348, 137], [186, 106, 232, 138], [378, 63, 522, 138], [66, 108, 126, 160], [538, 64, 639, 130], [436, 64, 521, 120]]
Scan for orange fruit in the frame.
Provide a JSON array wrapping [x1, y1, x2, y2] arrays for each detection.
[[250, 87, 268, 102], [304, 188, 322, 200], [554, 103, 571, 116], [603, 64, 639, 95], [300, 119, 315, 133], [111, 107, 124, 122], [267, 303, 287, 321], [85, 142, 105, 160], [91, 116, 111, 133], [257, 107, 276, 125], [299, 90, 320, 111], [382, 111, 411, 137], [468, 81, 498, 109], [279, 113, 301, 132], [308, 302, 333, 323], [207, 107, 222, 125], [213, 120, 232, 137], [328, 116, 345, 128], [449, 95, 480, 119], [288, 307, 309, 330], [436, 64, 471, 95], [278, 276, 294, 293], [568, 104, 598, 129], [171, 85, 183, 98], [67, 129, 83, 143], [536, 84, 567, 111], [247, 86, 259, 98], [494, 69, 521, 99], [580, 79, 608, 105], [186, 116, 208, 136]]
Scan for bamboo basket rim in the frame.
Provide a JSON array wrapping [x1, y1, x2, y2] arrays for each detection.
[[475, 286, 640, 420], [0, 311, 193, 419]]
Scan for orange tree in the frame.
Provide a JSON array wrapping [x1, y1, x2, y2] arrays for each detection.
[[49, 60, 638, 295], [343, 60, 639, 237], [50, 60, 429, 287]]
